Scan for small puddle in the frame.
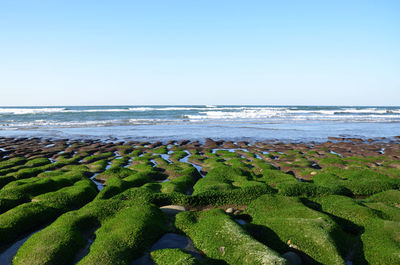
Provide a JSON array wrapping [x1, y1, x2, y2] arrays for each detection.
[[104, 161, 112, 170], [124, 157, 134, 168], [379, 148, 385, 154], [131, 233, 200, 265], [211, 148, 251, 159], [179, 150, 205, 178], [311, 163, 321, 169], [113, 151, 122, 159], [178, 150, 191, 163], [330, 150, 343, 157], [73, 226, 98, 264], [235, 219, 247, 226], [150, 159, 158, 168], [211, 148, 249, 154], [160, 154, 172, 164], [0, 229, 41, 264], [90, 173, 105, 190], [185, 187, 193, 195], [296, 178, 311, 183], [0, 148, 6, 152]]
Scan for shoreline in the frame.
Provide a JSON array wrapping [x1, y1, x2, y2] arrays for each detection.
[[1, 136, 400, 183], [1, 134, 400, 145]]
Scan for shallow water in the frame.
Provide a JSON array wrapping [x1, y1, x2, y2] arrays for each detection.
[[179, 150, 205, 178], [113, 151, 122, 159], [0, 105, 399, 142], [159, 154, 171, 164], [0, 229, 41, 264], [73, 226, 98, 264], [179, 150, 191, 163], [131, 233, 200, 265], [330, 150, 343, 157], [235, 219, 247, 225], [124, 157, 134, 168], [149, 159, 158, 167], [90, 173, 105, 190]]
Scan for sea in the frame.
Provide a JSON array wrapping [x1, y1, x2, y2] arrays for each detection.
[[0, 105, 399, 142]]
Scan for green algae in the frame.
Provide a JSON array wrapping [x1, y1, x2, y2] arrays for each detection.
[[175, 209, 288, 265], [245, 194, 348, 265], [13, 189, 166, 265], [315, 195, 400, 264], [150, 248, 202, 265], [0, 179, 97, 246], [0, 140, 399, 264]]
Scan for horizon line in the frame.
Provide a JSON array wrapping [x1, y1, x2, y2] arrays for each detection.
[[0, 104, 399, 108]]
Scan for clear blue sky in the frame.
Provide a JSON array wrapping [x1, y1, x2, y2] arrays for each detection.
[[0, 0, 399, 106]]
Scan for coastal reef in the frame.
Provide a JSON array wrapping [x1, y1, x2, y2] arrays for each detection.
[[0, 137, 399, 264]]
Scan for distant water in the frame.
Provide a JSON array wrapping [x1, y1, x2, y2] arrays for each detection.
[[0, 105, 399, 142]]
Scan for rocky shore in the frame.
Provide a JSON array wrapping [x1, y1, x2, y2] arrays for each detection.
[[0, 136, 399, 264]]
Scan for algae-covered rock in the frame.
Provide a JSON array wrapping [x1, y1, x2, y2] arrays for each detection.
[[151, 248, 202, 265], [316, 195, 400, 265], [175, 209, 288, 265], [13, 195, 166, 265], [245, 194, 347, 265]]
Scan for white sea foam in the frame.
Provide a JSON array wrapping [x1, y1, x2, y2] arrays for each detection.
[[68, 108, 131, 112], [1, 119, 123, 128], [128, 107, 155, 111], [128, 118, 176, 124], [129, 106, 248, 111], [1, 106, 398, 116], [129, 107, 218, 111], [186, 107, 400, 122], [1, 106, 399, 130], [187, 109, 287, 120], [285, 109, 337, 115], [337, 108, 390, 114], [0, 108, 66, 115]]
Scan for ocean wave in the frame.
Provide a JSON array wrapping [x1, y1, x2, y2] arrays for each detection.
[[186, 110, 400, 121], [128, 106, 248, 111], [0, 108, 66, 115], [128, 118, 177, 124], [66, 108, 132, 113], [71, 107, 400, 116], [335, 108, 391, 114], [0, 107, 141, 114], [128, 107, 155, 111], [1, 106, 399, 116], [129, 107, 218, 111], [0, 118, 182, 129], [0, 119, 124, 128], [284, 109, 337, 115]]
